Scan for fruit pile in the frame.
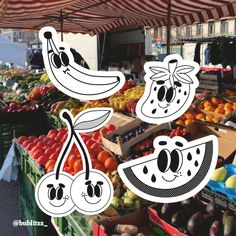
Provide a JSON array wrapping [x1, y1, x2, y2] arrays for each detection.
[[110, 123, 149, 143], [117, 80, 136, 94], [126, 99, 138, 115], [27, 85, 57, 100], [154, 198, 236, 236], [0, 102, 38, 113], [131, 127, 190, 159], [176, 110, 220, 126], [17, 128, 118, 175], [198, 97, 236, 116]]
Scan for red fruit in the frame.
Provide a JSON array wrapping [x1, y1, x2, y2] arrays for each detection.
[[32, 150, 44, 160], [92, 132, 100, 141], [36, 155, 48, 165], [49, 153, 58, 161], [22, 140, 32, 148], [45, 159, 56, 170], [44, 148, 54, 155], [46, 165, 54, 173], [25, 143, 35, 151], [85, 140, 95, 147], [17, 136, 27, 145], [97, 151, 111, 164], [104, 157, 118, 171], [94, 164, 106, 173], [47, 129, 57, 137], [63, 166, 73, 173], [91, 159, 99, 168], [90, 143, 102, 157], [67, 154, 78, 168], [82, 136, 89, 143], [38, 135, 46, 141], [73, 159, 83, 173], [28, 135, 36, 141], [107, 124, 116, 131], [102, 127, 109, 135], [46, 140, 55, 146]]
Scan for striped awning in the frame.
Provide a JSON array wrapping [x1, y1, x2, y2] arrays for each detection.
[[0, 0, 236, 35]]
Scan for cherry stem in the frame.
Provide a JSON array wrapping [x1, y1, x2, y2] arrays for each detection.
[[55, 110, 90, 180]]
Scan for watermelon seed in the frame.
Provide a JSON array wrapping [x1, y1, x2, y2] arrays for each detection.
[[194, 161, 198, 167], [150, 99, 154, 104], [152, 109, 156, 114], [164, 109, 168, 113], [178, 89, 181, 93], [184, 91, 187, 95], [187, 170, 191, 176], [177, 99, 180, 104], [174, 81, 182, 87], [143, 166, 148, 174], [154, 87, 157, 91], [196, 148, 200, 154], [156, 80, 165, 85], [151, 174, 156, 182], [187, 153, 192, 161]]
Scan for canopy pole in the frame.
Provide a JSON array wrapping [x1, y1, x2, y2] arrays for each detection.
[[60, 10, 64, 41], [167, 0, 171, 55]]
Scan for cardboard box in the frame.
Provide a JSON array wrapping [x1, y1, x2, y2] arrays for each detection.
[[94, 208, 160, 236], [188, 121, 236, 159]]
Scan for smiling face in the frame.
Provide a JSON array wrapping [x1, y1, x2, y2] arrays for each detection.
[[35, 173, 74, 217], [71, 170, 113, 215]]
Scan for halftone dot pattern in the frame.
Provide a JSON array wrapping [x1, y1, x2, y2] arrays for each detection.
[[123, 141, 213, 198]]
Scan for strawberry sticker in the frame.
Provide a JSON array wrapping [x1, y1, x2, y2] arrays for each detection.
[[136, 54, 199, 124]]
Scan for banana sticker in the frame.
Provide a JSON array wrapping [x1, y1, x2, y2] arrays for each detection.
[[39, 27, 125, 100]]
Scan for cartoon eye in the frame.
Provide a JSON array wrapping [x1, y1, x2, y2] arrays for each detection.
[[60, 51, 69, 66], [47, 184, 56, 200], [157, 85, 167, 101], [51, 54, 61, 69], [85, 181, 94, 197], [56, 183, 65, 200], [170, 149, 183, 172], [94, 181, 103, 197], [166, 87, 175, 103], [157, 149, 171, 172]]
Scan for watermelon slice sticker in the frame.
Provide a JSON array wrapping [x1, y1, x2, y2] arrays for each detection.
[[118, 135, 218, 203], [136, 54, 199, 124]]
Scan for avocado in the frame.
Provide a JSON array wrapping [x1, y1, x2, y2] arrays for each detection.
[[223, 213, 236, 236], [206, 202, 222, 220], [171, 210, 187, 227], [209, 221, 223, 236], [187, 212, 206, 235]]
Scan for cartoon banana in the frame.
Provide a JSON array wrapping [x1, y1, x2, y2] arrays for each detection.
[[39, 27, 125, 100]]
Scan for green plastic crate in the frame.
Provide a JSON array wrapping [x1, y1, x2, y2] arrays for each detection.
[[52, 211, 93, 236], [19, 171, 57, 236], [16, 145, 44, 186]]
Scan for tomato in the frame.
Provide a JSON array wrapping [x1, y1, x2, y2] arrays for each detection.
[[49, 153, 58, 161], [22, 140, 32, 148], [17, 136, 27, 145], [25, 143, 35, 151], [97, 151, 111, 164], [44, 148, 54, 155], [104, 157, 118, 171], [46, 165, 54, 173], [67, 154, 78, 168], [73, 159, 83, 173], [94, 164, 106, 173], [47, 129, 57, 137], [90, 143, 103, 157], [36, 155, 48, 165], [32, 150, 44, 160], [85, 139, 95, 147], [45, 159, 56, 170], [28, 135, 36, 141], [63, 166, 73, 173]]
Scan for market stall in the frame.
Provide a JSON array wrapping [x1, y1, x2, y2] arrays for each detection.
[[1, 1, 236, 236]]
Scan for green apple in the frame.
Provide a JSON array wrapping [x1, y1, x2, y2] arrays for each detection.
[[211, 167, 227, 181]]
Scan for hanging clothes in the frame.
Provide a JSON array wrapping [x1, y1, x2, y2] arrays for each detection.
[[194, 42, 201, 64], [219, 41, 231, 68], [210, 42, 221, 65], [204, 45, 211, 65]]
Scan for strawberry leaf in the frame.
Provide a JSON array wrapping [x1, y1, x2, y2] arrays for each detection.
[[149, 67, 170, 81], [174, 73, 193, 84], [176, 65, 194, 74], [73, 108, 112, 132]]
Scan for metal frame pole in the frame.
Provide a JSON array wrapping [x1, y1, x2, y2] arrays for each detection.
[[167, 0, 171, 55], [60, 10, 64, 41]]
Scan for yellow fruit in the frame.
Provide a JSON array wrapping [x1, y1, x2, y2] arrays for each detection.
[[206, 114, 214, 122], [224, 102, 233, 109], [214, 107, 225, 114], [212, 117, 219, 123], [211, 167, 227, 181], [204, 100, 212, 107], [225, 175, 236, 188], [224, 107, 233, 115], [176, 120, 184, 125], [196, 113, 205, 120]]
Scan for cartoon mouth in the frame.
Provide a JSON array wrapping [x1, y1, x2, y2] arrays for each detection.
[[158, 103, 169, 109], [162, 175, 177, 182], [83, 195, 101, 205], [63, 68, 70, 74], [49, 198, 67, 207]]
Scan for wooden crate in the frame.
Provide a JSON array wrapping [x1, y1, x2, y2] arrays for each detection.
[[101, 119, 170, 158], [197, 73, 218, 93]]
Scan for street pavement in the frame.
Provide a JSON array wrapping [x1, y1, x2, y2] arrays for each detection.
[[0, 180, 29, 236]]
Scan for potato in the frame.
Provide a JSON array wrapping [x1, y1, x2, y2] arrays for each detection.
[[114, 224, 138, 234]]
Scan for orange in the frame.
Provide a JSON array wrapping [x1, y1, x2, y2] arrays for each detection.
[[104, 157, 118, 171], [184, 119, 192, 126], [233, 104, 236, 111], [212, 117, 220, 123], [196, 113, 205, 120], [185, 112, 193, 119], [97, 151, 111, 164], [218, 103, 224, 108], [224, 107, 233, 115], [206, 114, 214, 122], [204, 100, 213, 107], [211, 97, 220, 105], [214, 107, 225, 114], [204, 106, 215, 112], [224, 103, 233, 109], [175, 120, 184, 125]]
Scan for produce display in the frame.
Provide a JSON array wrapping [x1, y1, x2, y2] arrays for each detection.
[[1, 67, 236, 236]]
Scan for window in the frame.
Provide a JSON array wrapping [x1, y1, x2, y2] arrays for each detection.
[[221, 20, 228, 34], [196, 24, 203, 36], [186, 26, 192, 37], [208, 21, 215, 36]]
